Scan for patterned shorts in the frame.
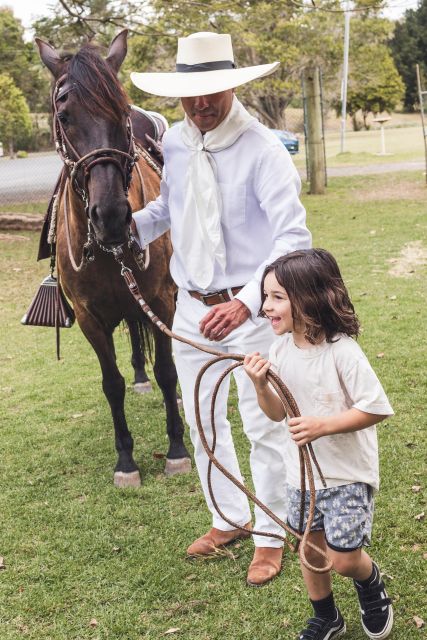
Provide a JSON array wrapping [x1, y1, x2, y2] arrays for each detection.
[[286, 482, 374, 551]]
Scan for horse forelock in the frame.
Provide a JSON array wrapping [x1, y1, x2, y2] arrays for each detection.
[[63, 44, 129, 123]]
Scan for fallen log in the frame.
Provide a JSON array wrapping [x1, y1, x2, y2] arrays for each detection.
[[0, 213, 43, 231]]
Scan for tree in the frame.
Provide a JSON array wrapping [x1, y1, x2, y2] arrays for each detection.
[[123, 0, 344, 129], [332, 16, 404, 130], [0, 8, 50, 113], [391, 0, 427, 111], [0, 74, 32, 157]]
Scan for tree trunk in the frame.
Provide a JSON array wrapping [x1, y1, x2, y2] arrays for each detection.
[[8, 139, 16, 159]]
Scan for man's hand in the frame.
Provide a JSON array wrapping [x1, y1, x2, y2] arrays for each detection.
[[288, 416, 325, 447], [199, 299, 250, 341]]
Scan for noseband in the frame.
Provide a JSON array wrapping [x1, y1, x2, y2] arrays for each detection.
[[52, 74, 144, 268]]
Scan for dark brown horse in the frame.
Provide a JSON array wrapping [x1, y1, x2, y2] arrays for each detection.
[[36, 30, 191, 487]]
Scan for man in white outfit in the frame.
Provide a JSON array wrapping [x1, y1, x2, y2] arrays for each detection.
[[131, 31, 311, 586]]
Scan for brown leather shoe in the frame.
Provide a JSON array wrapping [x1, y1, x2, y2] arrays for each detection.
[[187, 522, 252, 557], [246, 546, 283, 586]]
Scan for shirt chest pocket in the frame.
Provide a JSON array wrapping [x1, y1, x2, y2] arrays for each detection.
[[314, 390, 346, 415], [218, 182, 246, 229]]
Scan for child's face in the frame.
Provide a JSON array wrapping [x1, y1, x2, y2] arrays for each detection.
[[262, 271, 294, 335]]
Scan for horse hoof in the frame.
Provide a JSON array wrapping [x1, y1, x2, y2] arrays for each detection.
[[164, 457, 192, 477], [113, 470, 141, 488], [134, 381, 152, 394]]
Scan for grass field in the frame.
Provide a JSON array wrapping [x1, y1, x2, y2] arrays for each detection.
[[1, 171, 426, 639], [292, 124, 426, 171]]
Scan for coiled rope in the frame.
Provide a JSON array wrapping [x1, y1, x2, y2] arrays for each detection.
[[121, 265, 332, 573]]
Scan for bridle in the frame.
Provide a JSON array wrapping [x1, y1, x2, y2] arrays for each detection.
[[52, 73, 143, 269]]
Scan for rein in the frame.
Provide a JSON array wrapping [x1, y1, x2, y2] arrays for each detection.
[[118, 262, 332, 575]]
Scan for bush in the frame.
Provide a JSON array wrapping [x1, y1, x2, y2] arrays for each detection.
[[16, 150, 28, 158]]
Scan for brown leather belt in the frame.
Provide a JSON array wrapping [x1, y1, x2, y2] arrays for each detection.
[[188, 286, 243, 306]]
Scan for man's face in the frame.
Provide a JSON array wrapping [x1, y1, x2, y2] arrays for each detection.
[[181, 89, 234, 132]]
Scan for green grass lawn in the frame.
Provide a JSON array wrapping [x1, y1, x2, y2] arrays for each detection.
[[1, 172, 426, 639], [293, 125, 426, 170]]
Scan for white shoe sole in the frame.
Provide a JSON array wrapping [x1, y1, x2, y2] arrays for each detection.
[[362, 606, 394, 639]]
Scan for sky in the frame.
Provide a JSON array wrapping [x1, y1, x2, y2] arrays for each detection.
[[8, 0, 421, 33]]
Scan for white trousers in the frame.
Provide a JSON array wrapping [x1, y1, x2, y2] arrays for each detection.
[[172, 289, 286, 548]]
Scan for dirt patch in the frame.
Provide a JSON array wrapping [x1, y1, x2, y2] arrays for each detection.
[[0, 233, 29, 242], [355, 180, 427, 201], [388, 241, 427, 278]]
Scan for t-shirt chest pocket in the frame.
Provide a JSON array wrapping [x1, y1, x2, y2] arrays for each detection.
[[314, 390, 346, 415], [218, 182, 246, 229]]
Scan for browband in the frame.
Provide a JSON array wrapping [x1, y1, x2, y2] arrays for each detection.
[[176, 60, 236, 72]]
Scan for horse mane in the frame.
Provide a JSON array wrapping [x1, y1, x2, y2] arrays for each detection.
[[63, 44, 130, 123]]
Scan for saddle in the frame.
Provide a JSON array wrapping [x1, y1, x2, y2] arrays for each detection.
[[37, 106, 168, 261]]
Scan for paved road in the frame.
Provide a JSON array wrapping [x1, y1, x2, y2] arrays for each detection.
[[0, 152, 425, 206], [0, 152, 62, 205]]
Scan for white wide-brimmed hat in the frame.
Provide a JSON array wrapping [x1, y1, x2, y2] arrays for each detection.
[[130, 32, 280, 98]]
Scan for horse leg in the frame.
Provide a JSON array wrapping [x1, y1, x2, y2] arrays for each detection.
[[78, 313, 141, 488], [152, 327, 192, 477], [127, 319, 152, 394]]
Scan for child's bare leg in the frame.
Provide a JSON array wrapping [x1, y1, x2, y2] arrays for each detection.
[[297, 531, 346, 638], [328, 547, 393, 640], [328, 546, 373, 581], [300, 530, 332, 599]]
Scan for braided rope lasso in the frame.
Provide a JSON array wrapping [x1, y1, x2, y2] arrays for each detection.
[[120, 266, 332, 574]]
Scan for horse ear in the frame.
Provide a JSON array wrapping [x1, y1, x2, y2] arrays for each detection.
[[106, 29, 128, 74], [35, 38, 65, 79]]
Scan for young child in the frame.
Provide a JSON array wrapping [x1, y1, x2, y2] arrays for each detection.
[[244, 248, 394, 640]]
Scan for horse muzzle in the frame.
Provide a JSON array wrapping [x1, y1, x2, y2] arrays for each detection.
[[89, 200, 132, 246]]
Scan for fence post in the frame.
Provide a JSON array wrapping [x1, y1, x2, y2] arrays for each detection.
[[303, 66, 326, 194]]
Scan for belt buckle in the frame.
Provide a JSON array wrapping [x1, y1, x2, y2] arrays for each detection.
[[201, 291, 226, 305]]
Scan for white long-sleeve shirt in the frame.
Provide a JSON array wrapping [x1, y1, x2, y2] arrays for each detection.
[[133, 119, 311, 317]]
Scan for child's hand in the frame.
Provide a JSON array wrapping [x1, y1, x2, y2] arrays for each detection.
[[243, 352, 270, 389], [288, 416, 325, 446]]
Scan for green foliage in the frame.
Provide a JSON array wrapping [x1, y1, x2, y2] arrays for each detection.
[[0, 74, 32, 156], [0, 8, 50, 113], [332, 17, 404, 130], [123, 0, 345, 128], [16, 150, 29, 158], [0, 8, 28, 88], [391, 0, 427, 111]]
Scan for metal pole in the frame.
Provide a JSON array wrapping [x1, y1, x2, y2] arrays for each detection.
[[416, 64, 427, 184], [380, 124, 386, 155], [340, 2, 351, 153]]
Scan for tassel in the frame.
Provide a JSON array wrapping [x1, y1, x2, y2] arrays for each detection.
[[21, 275, 75, 329]]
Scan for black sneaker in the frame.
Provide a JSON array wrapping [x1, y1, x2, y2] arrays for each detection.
[[297, 608, 346, 639], [354, 562, 394, 639]]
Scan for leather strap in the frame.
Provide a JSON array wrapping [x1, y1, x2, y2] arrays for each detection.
[[188, 286, 243, 306]]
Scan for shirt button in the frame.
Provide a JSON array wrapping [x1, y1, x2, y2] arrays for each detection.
[[197, 142, 204, 151]]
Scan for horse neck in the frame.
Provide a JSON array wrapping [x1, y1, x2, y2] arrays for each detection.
[[128, 157, 160, 211], [58, 180, 89, 251]]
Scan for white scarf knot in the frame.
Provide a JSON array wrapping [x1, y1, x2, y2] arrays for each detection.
[[179, 96, 256, 289]]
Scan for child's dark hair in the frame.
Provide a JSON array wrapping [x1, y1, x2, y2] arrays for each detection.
[[260, 248, 360, 344]]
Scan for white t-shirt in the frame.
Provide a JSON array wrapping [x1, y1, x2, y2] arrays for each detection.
[[269, 333, 394, 492], [133, 120, 311, 317]]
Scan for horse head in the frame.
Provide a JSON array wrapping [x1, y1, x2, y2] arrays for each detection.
[[36, 31, 134, 247]]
